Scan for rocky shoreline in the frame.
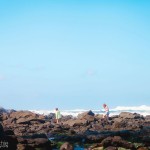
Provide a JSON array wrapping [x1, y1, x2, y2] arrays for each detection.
[[0, 109, 150, 150]]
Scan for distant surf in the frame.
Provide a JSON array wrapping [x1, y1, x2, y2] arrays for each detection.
[[30, 105, 150, 117]]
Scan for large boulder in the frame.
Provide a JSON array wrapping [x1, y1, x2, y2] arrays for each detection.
[[77, 110, 95, 119], [68, 110, 95, 125], [8, 111, 45, 125], [16, 117, 45, 124], [10, 111, 35, 119], [119, 112, 143, 119]]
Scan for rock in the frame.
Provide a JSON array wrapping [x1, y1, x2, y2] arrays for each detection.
[[90, 124, 103, 131], [101, 136, 112, 147], [69, 129, 76, 135], [78, 110, 95, 119], [0, 125, 17, 150], [4, 128, 15, 135], [119, 112, 143, 119], [88, 143, 103, 149], [61, 115, 73, 122], [86, 134, 106, 143], [3, 118, 15, 125], [92, 147, 103, 150], [30, 133, 48, 139], [0, 108, 150, 150], [105, 146, 117, 150], [101, 136, 136, 149], [43, 121, 52, 127], [16, 117, 45, 124], [112, 120, 127, 128], [60, 142, 73, 150], [0, 123, 4, 137], [45, 113, 55, 120], [145, 115, 150, 122], [137, 146, 149, 150], [2, 113, 8, 120], [141, 136, 150, 146], [64, 118, 88, 127], [0, 113, 2, 121], [5, 135, 18, 150], [113, 118, 123, 123], [10, 111, 37, 119], [0, 107, 7, 113], [27, 138, 52, 149], [7, 109, 16, 113], [95, 114, 103, 119], [17, 144, 34, 150], [17, 137, 28, 144]]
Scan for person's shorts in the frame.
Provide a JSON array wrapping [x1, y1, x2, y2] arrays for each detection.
[[105, 111, 109, 116]]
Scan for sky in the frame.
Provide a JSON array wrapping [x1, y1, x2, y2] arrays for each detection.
[[0, 0, 150, 110]]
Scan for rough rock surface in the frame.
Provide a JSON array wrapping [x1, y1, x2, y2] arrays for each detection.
[[0, 110, 150, 149]]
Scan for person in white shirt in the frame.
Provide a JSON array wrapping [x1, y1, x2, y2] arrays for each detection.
[[102, 103, 109, 121]]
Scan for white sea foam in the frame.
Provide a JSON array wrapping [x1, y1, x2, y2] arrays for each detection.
[[112, 105, 150, 111], [30, 105, 150, 117]]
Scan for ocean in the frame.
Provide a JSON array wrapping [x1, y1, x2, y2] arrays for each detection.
[[30, 105, 150, 117]]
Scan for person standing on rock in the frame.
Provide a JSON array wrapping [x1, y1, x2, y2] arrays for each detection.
[[55, 108, 61, 124], [103, 103, 109, 121]]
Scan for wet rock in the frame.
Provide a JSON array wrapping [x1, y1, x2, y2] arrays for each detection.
[[105, 146, 117, 150], [25, 137, 52, 149], [88, 143, 103, 149], [17, 144, 34, 150], [137, 146, 149, 150], [101, 136, 136, 149], [60, 142, 73, 150]]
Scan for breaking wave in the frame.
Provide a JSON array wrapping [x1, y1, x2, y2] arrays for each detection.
[[30, 105, 150, 117]]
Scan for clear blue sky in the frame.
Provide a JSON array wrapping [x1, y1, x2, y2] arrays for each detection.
[[0, 0, 150, 110]]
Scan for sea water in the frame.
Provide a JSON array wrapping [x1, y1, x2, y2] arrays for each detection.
[[30, 105, 150, 117]]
